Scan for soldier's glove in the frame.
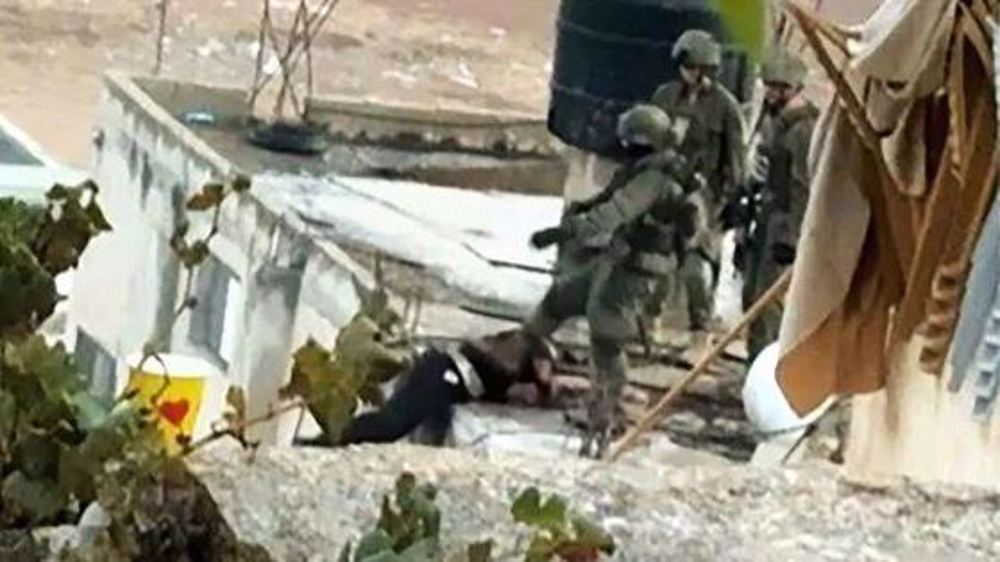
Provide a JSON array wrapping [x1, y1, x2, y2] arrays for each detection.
[[566, 200, 589, 216], [720, 193, 749, 230], [772, 242, 796, 266], [530, 226, 571, 249]]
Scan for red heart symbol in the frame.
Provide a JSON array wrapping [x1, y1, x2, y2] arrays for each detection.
[[158, 399, 190, 427]]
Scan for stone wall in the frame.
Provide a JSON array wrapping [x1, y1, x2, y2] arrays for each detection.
[[188, 441, 1000, 561]]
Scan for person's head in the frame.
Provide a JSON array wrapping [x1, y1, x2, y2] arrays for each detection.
[[471, 329, 557, 385], [616, 104, 674, 156], [672, 30, 721, 88], [760, 48, 808, 113]]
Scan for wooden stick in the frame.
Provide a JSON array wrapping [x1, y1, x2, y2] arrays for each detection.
[[247, 0, 272, 113], [153, 0, 170, 75], [252, 0, 342, 119], [609, 269, 792, 461], [272, 0, 308, 119]]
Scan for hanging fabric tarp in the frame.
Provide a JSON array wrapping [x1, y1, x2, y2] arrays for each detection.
[[775, 0, 996, 414], [848, 0, 955, 97]]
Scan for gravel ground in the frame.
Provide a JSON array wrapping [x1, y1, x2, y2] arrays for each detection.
[[190, 440, 1000, 561]]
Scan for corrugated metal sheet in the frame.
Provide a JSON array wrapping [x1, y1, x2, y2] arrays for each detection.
[[947, 17, 1000, 420]]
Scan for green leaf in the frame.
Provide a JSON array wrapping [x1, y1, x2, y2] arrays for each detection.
[[396, 538, 438, 561], [223, 386, 248, 428], [357, 383, 386, 407], [0, 198, 44, 246], [410, 489, 441, 541], [513, 488, 566, 531], [536, 496, 568, 530], [186, 182, 225, 211], [85, 202, 112, 232], [570, 516, 615, 554], [175, 240, 209, 268], [378, 494, 406, 544], [0, 390, 16, 433], [713, 0, 767, 62], [525, 534, 558, 562], [512, 487, 542, 524], [79, 402, 145, 461], [231, 174, 252, 193], [46, 184, 70, 201], [467, 540, 494, 562], [13, 434, 60, 480], [0, 239, 57, 335], [2, 471, 67, 521], [68, 391, 111, 430], [395, 472, 417, 504], [286, 334, 406, 444], [355, 530, 395, 560], [30, 186, 109, 275], [176, 240, 210, 269], [58, 445, 99, 502], [78, 179, 100, 195], [6, 336, 79, 401]]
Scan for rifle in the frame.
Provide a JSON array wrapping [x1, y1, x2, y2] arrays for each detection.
[[722, 96, 771, 272]]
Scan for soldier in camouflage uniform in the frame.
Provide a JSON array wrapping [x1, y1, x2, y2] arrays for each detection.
[[524, 104, 700, 457], [741, 48, 818, 360], [646, 29, 747, 336]]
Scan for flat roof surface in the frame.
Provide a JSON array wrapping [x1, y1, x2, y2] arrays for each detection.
[[256, 172, 561, 314]]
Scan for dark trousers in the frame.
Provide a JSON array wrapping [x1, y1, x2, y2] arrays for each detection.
[[340, 349, 471, 445]]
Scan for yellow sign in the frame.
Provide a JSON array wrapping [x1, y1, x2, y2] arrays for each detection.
[[126, 354, 212, 454]]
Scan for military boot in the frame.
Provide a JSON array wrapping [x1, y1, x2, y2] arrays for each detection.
[[578, 390, 629, 459]]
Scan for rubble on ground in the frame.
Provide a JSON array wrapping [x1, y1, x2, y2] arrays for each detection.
[[187, 440, 1000, 561]]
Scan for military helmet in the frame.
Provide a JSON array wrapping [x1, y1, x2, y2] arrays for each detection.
[[760, 48, 809, 86], [616, 104, 673, 149], [672, 29, 722, 67]]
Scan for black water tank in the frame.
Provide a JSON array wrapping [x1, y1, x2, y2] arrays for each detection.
[[548, 0, 754, 158]]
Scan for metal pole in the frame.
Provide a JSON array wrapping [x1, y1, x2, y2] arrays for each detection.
[[153, 0, 170, 75]]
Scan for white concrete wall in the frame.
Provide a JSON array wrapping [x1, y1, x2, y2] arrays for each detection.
[[70, 74, 372, 445], [846, 338, 1000, 488], [560, 146, 618, 204]]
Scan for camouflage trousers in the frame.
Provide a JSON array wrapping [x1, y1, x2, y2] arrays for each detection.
[[645, 190, 720, 332], [644, 247, 717, 331], [742, 228, 785, 361], [524, 255, 654, 454]]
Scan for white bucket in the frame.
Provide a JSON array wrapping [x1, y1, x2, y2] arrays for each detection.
[[742, 342, 835, 434]]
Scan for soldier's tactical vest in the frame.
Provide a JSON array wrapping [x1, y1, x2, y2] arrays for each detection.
[[601, 152, 692, 273], [566, 150, 694, 274], [652, 81, 736, 196]]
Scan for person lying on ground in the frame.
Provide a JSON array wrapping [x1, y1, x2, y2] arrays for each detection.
[[337, 330, 558, 446]]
